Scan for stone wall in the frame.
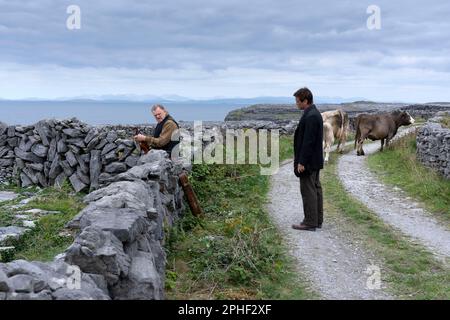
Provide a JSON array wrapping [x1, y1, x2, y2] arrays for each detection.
[[0, 150, 185, 300], [0, 118, 295, 187], [416, 111, 450, 179]]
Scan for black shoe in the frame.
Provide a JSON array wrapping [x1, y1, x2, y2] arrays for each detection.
[[292, 223, 316, 231]]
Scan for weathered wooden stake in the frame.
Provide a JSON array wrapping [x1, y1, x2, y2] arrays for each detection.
[[179, 172, 204, 217]]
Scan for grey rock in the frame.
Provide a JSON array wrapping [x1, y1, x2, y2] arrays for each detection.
[[106, 131, 118, 143], [67, 138, 86, 148], [103, 149, 119, 164], [47, 138, 57, 161], [57, 139, 68, 153], [8, 274, 34, 293], [89, 150, 101, 190], [101, 143, 117, 156], [76, 153, 89, 175], [84, 128, 98, 145], [60, 160, 74, 176], [14, 147, 45, 163], [0, 159, 14, 167], [137, 150, 168, 165], [22, 167, 39, 184], [67, 205, 149, 243], [80, 153, 90, 163], [36, 122, 50, 146], [69, 174, 87, 193], [83, 180, 154, 212], [54, 172, 67, 188], [26, 163, 44, 172], [86, 136, 100, 152], [111, 251, 163, 300], [62, 128, 83, 138], [65, 151, 78, 167], [105, 162, 127, 174], [7, 137, 19, 147], [65, 226, 130, 286], [48, 155, 62, 179], [76, 166, 90, 185], [0, 269, 9, 292], [20, 172, 33, 188], [7, 126, 15, 137], [68, 144, 81, 154], [0, 227, 29, 243], [125, 155, 139, 168], [31, 143, 48, 158]]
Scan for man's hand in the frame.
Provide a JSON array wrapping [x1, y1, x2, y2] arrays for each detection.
[[134, 134, 147, 142], [297, 164, 305, 173]]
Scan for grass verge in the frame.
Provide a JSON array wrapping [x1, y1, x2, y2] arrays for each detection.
[[0, 181, 86, 262], [322, 149, 450, 299], [367, 132, 450, 225], [165, 135, 317, 299]]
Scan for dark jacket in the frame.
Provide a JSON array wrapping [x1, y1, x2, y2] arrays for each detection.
[[293, 104, 324, 177], [146, 114, 180, 156]]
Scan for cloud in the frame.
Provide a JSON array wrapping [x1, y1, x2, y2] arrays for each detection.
[[0, 0, 450, 101]]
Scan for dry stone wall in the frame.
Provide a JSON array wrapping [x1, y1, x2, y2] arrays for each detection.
[[416, 111, 450, 179], [0, 149, 185, 300]]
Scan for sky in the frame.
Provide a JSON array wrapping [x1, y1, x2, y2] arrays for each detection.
[[0, 0, 449, 102]]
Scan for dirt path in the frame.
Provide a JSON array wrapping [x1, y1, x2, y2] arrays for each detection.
[[338, 129, 450, 261], [267, 160, 392, 300]]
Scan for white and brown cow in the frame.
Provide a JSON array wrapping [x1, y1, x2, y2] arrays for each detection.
[[354, 111, 415, 156], [321, 109, 349, 163]]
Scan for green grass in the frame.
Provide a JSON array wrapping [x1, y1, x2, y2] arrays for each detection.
[[367, 133, 450, 225], [0, 181, 86, 262], [165, 136, 316, 299], [441, 116, 450, 129], [322, 150, 450, 299]]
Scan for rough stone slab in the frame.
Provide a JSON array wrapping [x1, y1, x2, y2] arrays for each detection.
[[31, 144, 48, 158], [57, 139, 68, 154], [105, 162, 127, 174], [48, 154, 62, 179], [68, 205, 149, 243], [89, 150, 101, 191], [69, 174, 87, 193], [0, 268, 10, 292], [111, 251, 163, 300], [64, 226, 131, 286], [0, 191, 18, 202], [65, 151, 78, 167], [83, 180, 154, 212], [0, 226, 28, 243], [14, 148, 45, 163]]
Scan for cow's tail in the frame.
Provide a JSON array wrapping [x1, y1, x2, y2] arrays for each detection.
[[354, 115, 361, 149]]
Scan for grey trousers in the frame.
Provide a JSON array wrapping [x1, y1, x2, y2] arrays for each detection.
[[299, 170, 323, 227]]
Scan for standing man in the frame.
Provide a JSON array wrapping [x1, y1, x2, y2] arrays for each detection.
[[292, 88, 324, 231], [134, 104, 180, 158]]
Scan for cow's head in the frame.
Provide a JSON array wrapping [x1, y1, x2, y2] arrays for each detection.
[[398, 111, 415, 126]]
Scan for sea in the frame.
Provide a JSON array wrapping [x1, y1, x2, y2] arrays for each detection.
[[0, 100, 251, 125]]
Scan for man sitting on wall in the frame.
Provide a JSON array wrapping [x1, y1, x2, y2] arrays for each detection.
[[134, 104, 180, 158]]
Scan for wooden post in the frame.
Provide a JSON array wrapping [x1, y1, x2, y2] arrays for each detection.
[[178, 172, 204, 217]]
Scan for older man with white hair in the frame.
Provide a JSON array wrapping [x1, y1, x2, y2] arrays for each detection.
[[134, 104, 180, 157]]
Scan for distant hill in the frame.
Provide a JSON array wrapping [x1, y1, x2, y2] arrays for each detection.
[[224, 101, 411, 121]]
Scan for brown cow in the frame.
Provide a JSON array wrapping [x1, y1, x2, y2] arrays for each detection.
[[354, 111, 415, 156], [322, 109, 349, 163]]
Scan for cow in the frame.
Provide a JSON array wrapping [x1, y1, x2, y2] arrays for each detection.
[[321, 109, 349, 163], [354, 111, 415, 156]]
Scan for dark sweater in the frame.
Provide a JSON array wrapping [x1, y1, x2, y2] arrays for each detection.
[[293, 104, 324, 176]]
